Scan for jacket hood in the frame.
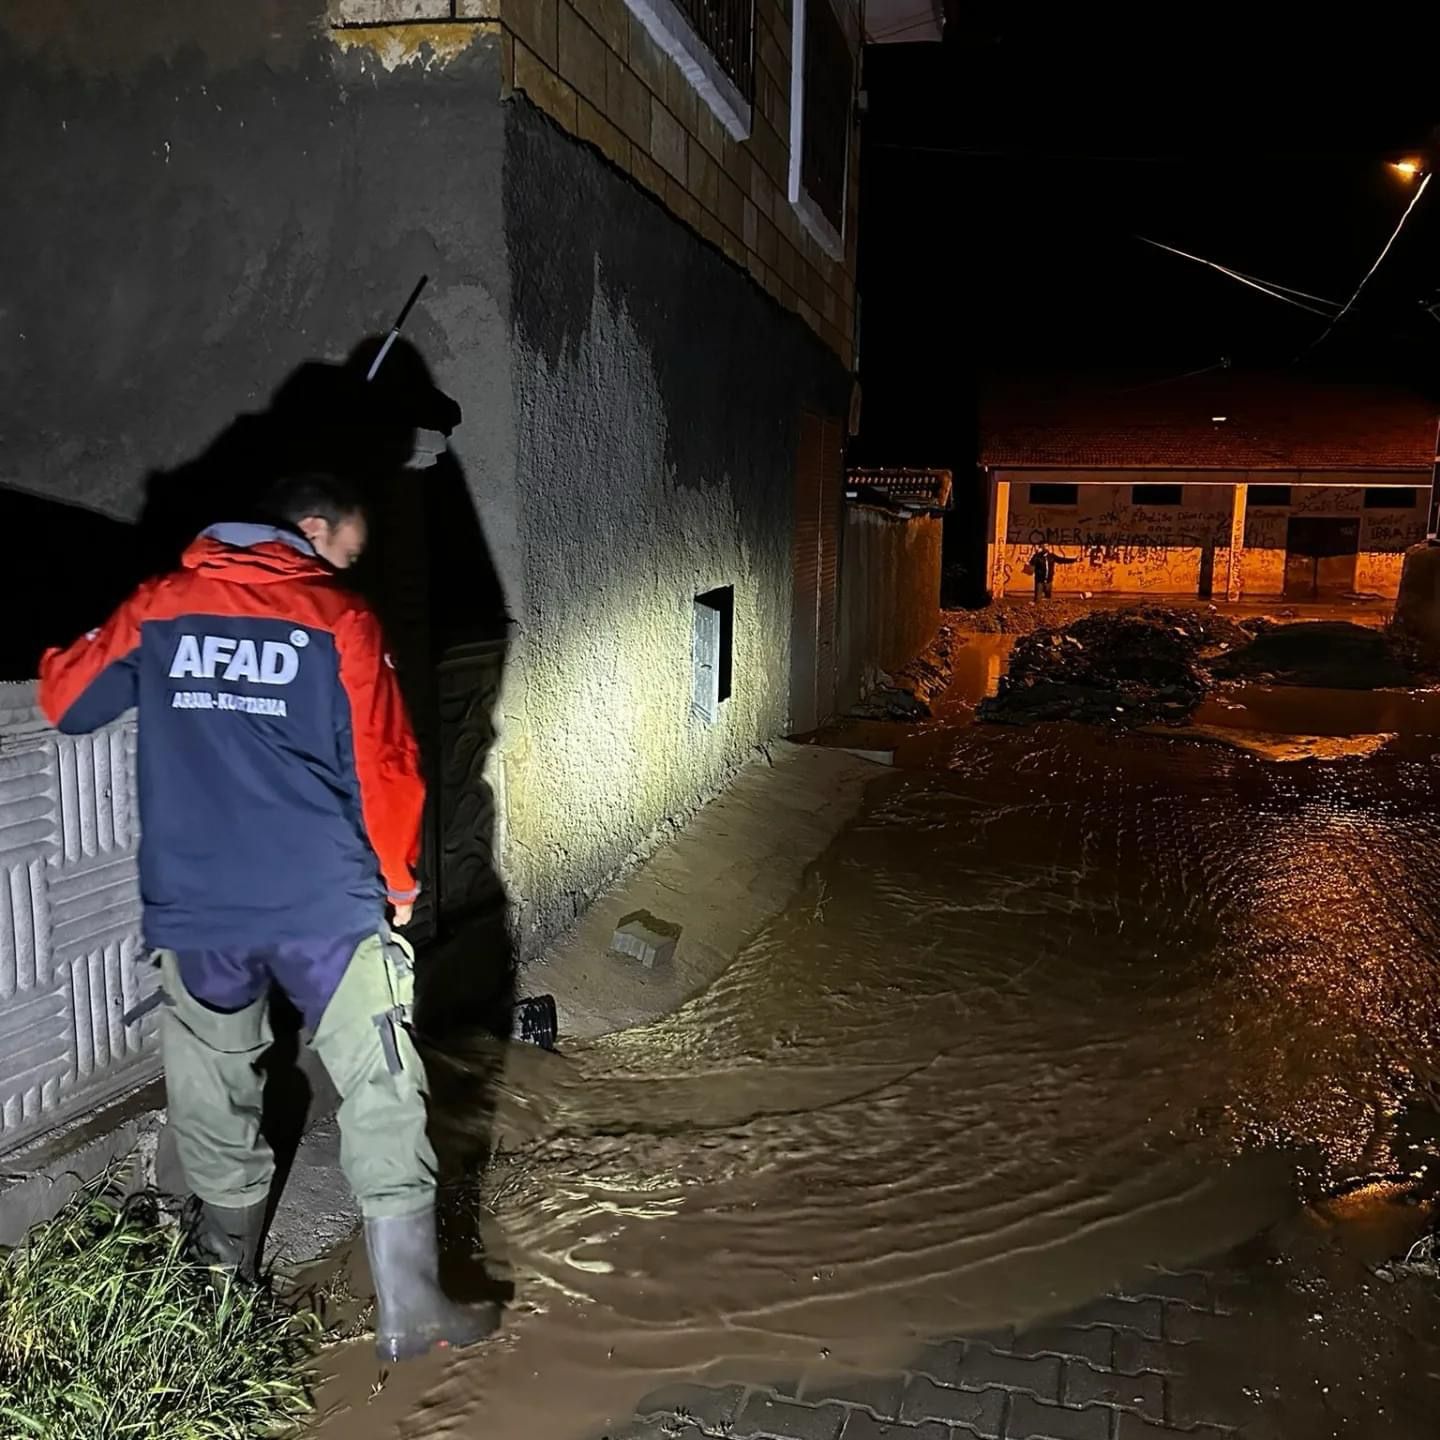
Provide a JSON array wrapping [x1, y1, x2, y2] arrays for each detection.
[[181, 523, 330, 584]]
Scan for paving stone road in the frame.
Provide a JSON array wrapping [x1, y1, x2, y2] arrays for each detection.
[[597, 1234, 1440, 1440], [603, 1265, 1240, 1440]]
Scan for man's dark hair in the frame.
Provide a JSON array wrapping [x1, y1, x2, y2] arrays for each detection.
[[261, 472, 365, 530]]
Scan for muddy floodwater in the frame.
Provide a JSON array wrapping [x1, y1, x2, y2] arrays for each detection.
[[316, 683, 1440, 1438]]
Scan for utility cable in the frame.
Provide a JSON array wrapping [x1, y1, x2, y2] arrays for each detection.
[[1300, 171, 1432, 357]]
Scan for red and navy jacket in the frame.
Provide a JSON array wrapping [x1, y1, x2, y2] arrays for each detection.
[[38, 524, 424, 949]]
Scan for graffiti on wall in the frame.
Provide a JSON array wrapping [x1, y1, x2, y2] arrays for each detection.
[[1003, 496, 1233, 590], [997, 481, 1428, 597], [1017, 523, 1222, 565], [1365, 517, 1426, 551]]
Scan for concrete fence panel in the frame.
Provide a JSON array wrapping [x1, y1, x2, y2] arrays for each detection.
[[0, 684, 157, 1156]]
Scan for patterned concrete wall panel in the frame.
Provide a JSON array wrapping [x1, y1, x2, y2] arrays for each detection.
[[56, 728, 133, 863], [0, 684, 156, 1154]]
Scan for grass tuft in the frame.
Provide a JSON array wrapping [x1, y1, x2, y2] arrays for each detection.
[[0, 1181, 317, 1439]]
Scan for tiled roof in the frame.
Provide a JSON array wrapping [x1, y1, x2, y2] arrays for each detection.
[[847, 467, 954, 510], [981, 374, 1436, 471]]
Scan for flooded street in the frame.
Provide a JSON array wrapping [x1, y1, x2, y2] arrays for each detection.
[[317, 659, 1440, 1438]]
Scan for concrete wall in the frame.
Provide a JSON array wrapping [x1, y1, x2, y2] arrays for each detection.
[[1001, 483, 1235, 596], [1240, 483, 1427, 598], [500, 101, 848, 953], [838, 505, 941, 707], [1, 4, 516, 562], [993, 473, 1428, 600]]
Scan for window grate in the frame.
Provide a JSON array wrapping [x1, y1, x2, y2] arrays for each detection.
[[800, 0, 851, 234], [677, 0, 755, 99]]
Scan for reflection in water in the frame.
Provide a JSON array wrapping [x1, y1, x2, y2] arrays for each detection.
[[316, 722, 1440, 1439]]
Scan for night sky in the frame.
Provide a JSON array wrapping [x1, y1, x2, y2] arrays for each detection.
[[854, 9, 1440, 474]]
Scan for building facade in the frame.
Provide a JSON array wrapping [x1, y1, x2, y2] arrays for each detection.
[[0, 0, 928, 1154], [981, 377, 1436, 602]]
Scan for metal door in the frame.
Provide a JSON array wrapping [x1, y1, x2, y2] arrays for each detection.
[[1284, 517, 1359, 599]]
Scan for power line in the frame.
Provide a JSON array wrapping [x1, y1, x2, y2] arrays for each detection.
[[1137, 236, 1339, 318], [1300, 171, 1432, 357]]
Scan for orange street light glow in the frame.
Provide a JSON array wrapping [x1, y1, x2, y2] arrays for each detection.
[[1391, 159, 1423, 180]]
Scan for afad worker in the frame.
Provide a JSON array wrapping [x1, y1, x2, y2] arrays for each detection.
[[38, 472, 495, 1364]]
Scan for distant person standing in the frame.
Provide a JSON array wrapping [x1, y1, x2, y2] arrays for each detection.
[[1028, 545, 1076, 600]]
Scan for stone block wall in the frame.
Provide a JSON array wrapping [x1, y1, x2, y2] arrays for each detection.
[[496, 0, 859, 365]]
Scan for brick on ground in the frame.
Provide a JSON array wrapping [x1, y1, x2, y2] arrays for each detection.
[[1063, 1361, 1165, 1420], [907, 1341, 967, 1387], [734, 1391, 848, 1440], [1065, 1296, 1165, 1340], [1115, 1415, 1234, 1440], [1162, 1304, 1232, 1346], [1005, 1394, 1111, 1440], [1112, 1334, 1181, 1376], [898, 1377, 1005, 1437], [839, 1415, 953, 1440], [799, 1372, 905, 1419], [1118, 1268, 1215, 1310], [1009, 1325, 1115, 1370], [957, 1348, 1062, 1402]]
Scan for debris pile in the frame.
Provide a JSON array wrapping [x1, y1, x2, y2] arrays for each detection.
[[980, 607, 1249, 727], [849, 624, 960, 720], [1211, 620, 1415, 689], [981, 608, 1430, 729], [952, 598, 1095, 636]]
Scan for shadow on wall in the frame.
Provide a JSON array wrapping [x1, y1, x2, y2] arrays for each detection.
[[0, 341, 516, 1280]]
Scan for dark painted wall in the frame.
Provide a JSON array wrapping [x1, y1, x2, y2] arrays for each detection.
[[0, 4, 519, 1008], [0, 2, 517, 665], [499, 100, 850, 950]]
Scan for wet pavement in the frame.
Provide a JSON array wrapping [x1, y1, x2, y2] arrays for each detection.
[[312, 639, 1440, 1439]]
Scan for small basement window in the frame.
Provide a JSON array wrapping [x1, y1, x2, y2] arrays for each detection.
[[1028, 483, 1078, 506], [1132, 484, 1183, 506], [1249, 485, 1292, 507], [693, 586, 734, 723], [1364, 487, 1418, 509]]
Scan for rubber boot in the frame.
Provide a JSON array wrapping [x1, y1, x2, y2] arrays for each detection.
[[366, 1207, 500, 1363], [190, 1199, 268, 1282]]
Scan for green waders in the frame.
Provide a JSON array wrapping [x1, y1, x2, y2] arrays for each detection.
[[159, 934, 436, 1218], [160, 931, 497, 1358]]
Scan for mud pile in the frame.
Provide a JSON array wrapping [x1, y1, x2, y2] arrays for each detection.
[[953, 598, 1094, 636], [1212, 620, 1414, 689], [980, 608, 1238, 727], [982, 609, 1430, 729], [849, 624, 961, 719]]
